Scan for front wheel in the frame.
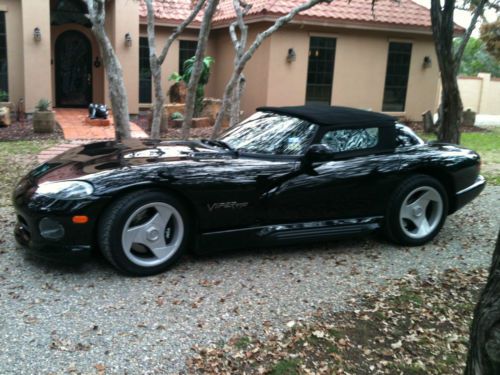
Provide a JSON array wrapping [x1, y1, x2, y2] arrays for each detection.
[[385, 175, 448, 246], [98, 190, 189, 276]]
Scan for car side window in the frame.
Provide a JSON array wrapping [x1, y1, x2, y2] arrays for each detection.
[[321, 128, 379, 153]]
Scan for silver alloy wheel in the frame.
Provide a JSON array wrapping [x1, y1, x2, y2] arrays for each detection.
[[399, 186, 443, 239], [121, 202, 184, 267]]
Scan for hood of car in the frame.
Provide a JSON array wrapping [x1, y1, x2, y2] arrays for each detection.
[[29, 139, 235, 184]]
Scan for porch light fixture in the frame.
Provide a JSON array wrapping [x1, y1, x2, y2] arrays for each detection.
[[125, 33, 132, 47], [33, 27, 42, 42], [287, 48, 296, 63], [94, 56, 102, 68], [423, 56, 432, 69]]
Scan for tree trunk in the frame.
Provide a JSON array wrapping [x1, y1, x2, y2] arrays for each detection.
[[422, 110, 435, 133], [429, 0, 488, 145], [438, 72, 463, 144], [229, 74, 245, 127], [211, 64, 244, 139], [146, 0, 207, 139], [86, 0, 131, 141], [465, 231, 500, 375], [182, 0, 220, 140], [145, 0, 164, 140]]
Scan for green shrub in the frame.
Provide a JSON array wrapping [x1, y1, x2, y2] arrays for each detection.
[[170, 112, 184, 121], [35, 99, 51, 112]]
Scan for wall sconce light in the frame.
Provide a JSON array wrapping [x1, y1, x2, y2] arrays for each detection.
[[33, 27, 42, 42], [125, 33, 132, 47], [423, 56, 432, 69], [94, 56, 102, 68], [287, 48, 296, 63]]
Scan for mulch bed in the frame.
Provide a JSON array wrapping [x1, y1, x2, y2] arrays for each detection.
[[186, 268, 487, 375], [133, 112, 216, 140], [0, 119, 63, 142]]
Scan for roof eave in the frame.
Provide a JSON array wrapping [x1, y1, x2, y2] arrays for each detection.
[[140, 15, 434, 36]]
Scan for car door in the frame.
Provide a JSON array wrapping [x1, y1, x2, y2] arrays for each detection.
[[264, 126, 402, 224], [170, 155, 299, 233]]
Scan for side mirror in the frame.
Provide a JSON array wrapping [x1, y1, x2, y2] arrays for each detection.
[[302, 144, 333, 165], [301, 143, 334, 169]]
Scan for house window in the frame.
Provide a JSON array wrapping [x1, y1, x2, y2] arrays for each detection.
[[139, 37, 151, 103], [0, 12, 8, 100], [179, 40, 197, 75], [306, 37, 336, 105], [382, 42, 412, 112]]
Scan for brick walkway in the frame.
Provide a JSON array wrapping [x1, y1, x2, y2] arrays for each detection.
[[37, 109, 148, 164], [55, 108, 147, 140], [37, 142, 89, 164]]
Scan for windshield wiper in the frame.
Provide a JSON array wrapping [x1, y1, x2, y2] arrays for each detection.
[[200, 139, 238, 154]]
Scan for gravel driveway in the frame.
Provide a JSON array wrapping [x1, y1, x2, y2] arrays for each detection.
[[0, 187, 498, 374]]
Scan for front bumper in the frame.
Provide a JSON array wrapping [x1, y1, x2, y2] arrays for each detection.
[[14, 212, 93, 263], [12, 177, 103, 263], [455, 175, 486, 211]]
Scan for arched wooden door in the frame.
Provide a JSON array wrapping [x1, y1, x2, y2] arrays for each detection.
[[55, 30, 92, 107]]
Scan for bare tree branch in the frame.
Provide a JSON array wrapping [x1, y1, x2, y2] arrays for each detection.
[[157, 0, 207, 65], [228, 0, 251, 126], [145, 0, 164, 139], [455, 0, 489, 63], [212, 0, 333, 139]]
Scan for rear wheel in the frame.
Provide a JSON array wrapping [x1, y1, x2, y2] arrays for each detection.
[[385, 175, 448, 246], [99, 190, 189, 276]]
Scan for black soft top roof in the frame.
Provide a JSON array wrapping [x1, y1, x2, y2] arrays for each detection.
[[257, 105, 396, 128]]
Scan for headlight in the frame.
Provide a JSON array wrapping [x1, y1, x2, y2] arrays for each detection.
[[36, 180, 94, 200]]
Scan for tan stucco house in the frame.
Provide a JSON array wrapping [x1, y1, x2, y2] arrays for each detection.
[[0, 0, 447, 121]]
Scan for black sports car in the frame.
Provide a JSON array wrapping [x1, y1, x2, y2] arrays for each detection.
[[13, 106, 485, 276]]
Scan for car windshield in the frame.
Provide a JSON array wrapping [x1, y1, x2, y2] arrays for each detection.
[[219, 112, 318, 155]]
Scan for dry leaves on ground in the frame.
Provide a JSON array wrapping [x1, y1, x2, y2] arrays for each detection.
[[186, 268, 487, 375]]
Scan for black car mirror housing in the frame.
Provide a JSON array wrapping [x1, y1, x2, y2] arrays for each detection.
[[303, 144, 334, 163]]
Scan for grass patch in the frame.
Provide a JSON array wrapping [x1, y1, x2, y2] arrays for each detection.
[[418, 128, 500, 185], [269, 359, 301, 375], [0, 140, 57, 156], [234, 336, 251, 350], [0, 140, 56, 207]]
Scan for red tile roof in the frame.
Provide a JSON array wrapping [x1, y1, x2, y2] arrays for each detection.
[[139, 0, 444, 32]]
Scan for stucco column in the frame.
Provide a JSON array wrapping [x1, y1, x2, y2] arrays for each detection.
[[21, 0, 52, 113], [477, 73, 491, 115], [104, 0, 139, 115]]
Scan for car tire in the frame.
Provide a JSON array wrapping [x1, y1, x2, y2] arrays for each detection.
[[385, 175, 448, 246], [98, 190, 190, 276]]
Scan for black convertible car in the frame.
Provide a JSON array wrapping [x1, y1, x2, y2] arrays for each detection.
[[13, 106, 485, 276]]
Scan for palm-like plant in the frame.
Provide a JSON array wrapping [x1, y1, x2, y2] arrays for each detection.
[[169, 56, 215, 117]]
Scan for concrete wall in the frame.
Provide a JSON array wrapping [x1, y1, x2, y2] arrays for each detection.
[[20, 0, 52, 112], [0, 0, 24, 107], [458, 73, 500, 115], [264, 25, 439, 121], [107, 0, 139, 114], [208, 24, 272, 119]]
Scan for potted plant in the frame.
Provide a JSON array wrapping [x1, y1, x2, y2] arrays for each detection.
[[169, 112, 184, 129], [33, 99, 55, 133]]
